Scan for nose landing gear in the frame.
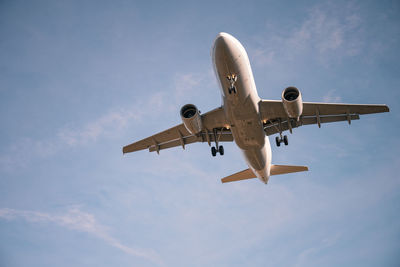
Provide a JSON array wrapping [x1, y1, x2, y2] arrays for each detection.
[[228, 86, 237, 94], [227, 74, 237, 94]]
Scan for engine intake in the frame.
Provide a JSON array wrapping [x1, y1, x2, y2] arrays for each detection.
[[180, 104, 203, 135], [282, 86, 303, 119]]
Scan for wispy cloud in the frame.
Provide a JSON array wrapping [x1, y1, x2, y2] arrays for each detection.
[[173, 73, 204, 104], [0, 207, 163, 265], [322, 89, 342, 103], [55, 72, 207, 148], [58, 108, 141, 146], [55, 71, 207, 147], [288, 6, 355, 54], [0, 71, 208, 173], [0, 138, 57, 172], [250, 3, 364, 66], [294, 233, 342, 267], [0, 107, 141, 172]]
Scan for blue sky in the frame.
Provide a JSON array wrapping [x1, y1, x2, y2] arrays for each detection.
[[0, 0, 399, 266]]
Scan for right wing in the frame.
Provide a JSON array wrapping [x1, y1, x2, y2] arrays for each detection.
[[260, 100, 389, 136], [123, 107, 232, 154], [260, 100, 390, 118]]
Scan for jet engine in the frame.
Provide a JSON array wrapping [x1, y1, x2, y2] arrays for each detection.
[[180, 104, 203, 135], [281, 86, 303, 119]]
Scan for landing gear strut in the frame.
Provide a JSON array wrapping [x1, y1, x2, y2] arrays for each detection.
[[211, 129, 224, 156], [227, 74, 237, 94]]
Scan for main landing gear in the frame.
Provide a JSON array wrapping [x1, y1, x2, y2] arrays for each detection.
[[275, 135, 288, 147], [227, 74, 237, 94], [211, 128, 224, 157], [274, 118, 288, 147], [211, 145, 224, 157]]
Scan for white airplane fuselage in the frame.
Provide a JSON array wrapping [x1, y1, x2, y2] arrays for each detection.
[[212, 32, 272, 183]]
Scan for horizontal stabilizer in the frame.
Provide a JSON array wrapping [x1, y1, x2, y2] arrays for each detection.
[[270, 164, 308, 175], [221, 168, 257, 183], [221, 164, 309, 183]]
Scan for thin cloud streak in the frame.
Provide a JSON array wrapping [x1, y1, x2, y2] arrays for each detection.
[[294, 233, 342, 267], [57, 108, 141, 146], [322, 89, 342, 103], [0, 207, 164, 265], [0, 107, 139, 172], [0, 71, 208, 173], [250, 4, 364, 67]]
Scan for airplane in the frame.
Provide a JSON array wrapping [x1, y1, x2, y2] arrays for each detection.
[[123, 32, 389, 184]]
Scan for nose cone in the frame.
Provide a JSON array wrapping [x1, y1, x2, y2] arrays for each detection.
[[212, 32, 238, 63], [213, 32, 232, 51], [216, 32, 232, 40]]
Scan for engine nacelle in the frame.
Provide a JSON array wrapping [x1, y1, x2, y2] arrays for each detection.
[[281, 86, 303, 119], [180, 104, 203, 135]]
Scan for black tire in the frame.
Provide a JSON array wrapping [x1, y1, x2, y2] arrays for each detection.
[[283, 135, 288, 146], [275, 136, 280, 147], [219, 145, 224, 155], [211, 146, 217, 157]]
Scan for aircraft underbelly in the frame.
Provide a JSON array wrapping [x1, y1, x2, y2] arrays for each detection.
[[213, 32, 271, 181], [230, 114, 264, 148], [242, 146, 267, 170]]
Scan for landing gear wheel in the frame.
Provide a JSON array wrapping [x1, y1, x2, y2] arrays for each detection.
[[275, 136, 281, 147], [219, 145, 224, 155], [228, 87, 237, 94], [211, 146, 217, 157], [283, 135, 288, 146]]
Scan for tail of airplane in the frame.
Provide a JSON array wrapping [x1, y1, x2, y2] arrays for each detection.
[[221, 164, 308, 183]]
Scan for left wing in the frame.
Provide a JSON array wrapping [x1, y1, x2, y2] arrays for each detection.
[[123, 107, 232, 154], [259, 100, 389, 136]]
